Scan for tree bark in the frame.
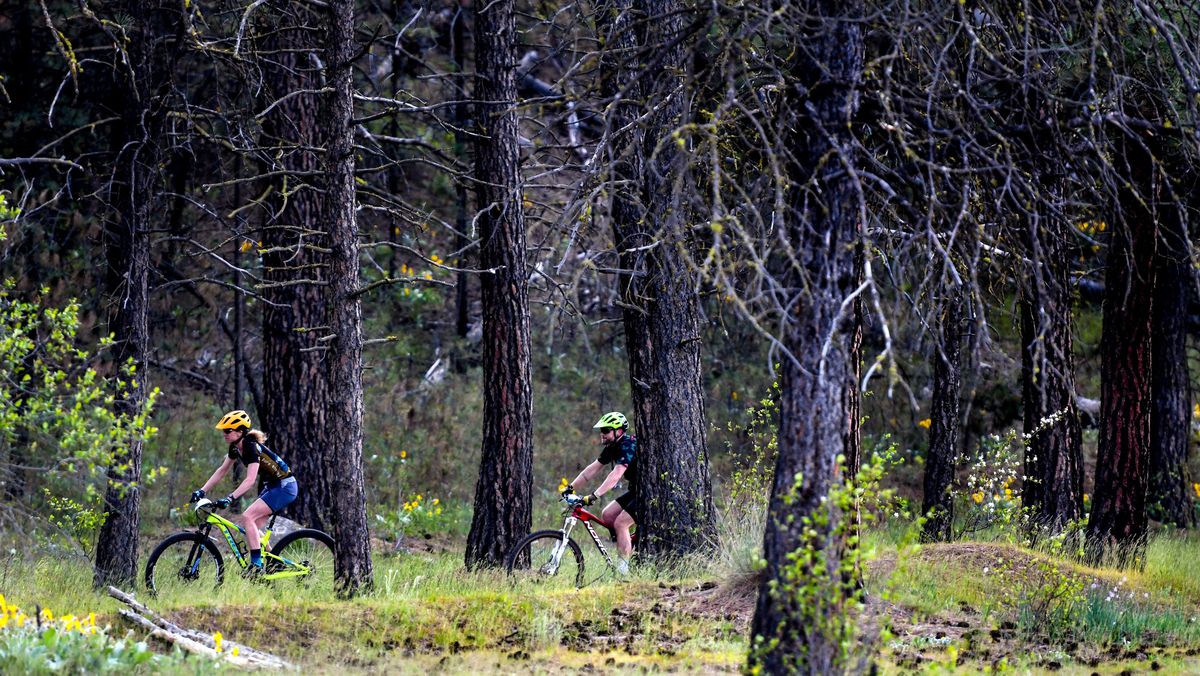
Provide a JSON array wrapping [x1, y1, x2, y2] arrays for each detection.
[[317, 0, 373, 594], [1086, 136, 1158, 567], [464, 0, 533, 569], [750, 2, 865, 671], [94, 0, 173, 588], [258, 6, 332, 531], [600, 0, 715, 560], [1020, 215, 1084, 535], [1148, 208, 1194, 528], [922, 286, 965, 542]]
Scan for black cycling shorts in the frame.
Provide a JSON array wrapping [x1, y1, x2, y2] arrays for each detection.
[[614, 491, 636, 516]]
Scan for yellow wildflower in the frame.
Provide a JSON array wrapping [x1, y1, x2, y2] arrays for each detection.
[[731, 391, 739, 401], [971, 491, 984, 504], [400, 450, 407, 459], [432, 498, 439, 506], [1193, 483, 1200, 499], [917, 418, 932, 429], [213, 631, 224, 653], [240, 240, 253, 252]]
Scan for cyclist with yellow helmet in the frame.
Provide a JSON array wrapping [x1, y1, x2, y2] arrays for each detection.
[[564, 411, 638, 575], [191, 410, 297, 572]]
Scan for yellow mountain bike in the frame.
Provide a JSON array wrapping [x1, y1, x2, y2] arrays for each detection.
[[144, 498, 335, 595]]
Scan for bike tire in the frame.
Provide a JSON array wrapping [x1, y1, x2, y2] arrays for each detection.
[[145, 532, 225, 596], [269, 529, 337, 594], [503, 530, 585, 588]]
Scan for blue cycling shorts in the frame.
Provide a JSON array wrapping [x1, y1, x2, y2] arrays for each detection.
[[259, 477, 298, 513]]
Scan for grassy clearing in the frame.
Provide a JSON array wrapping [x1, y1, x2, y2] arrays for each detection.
[[1, 548, 745, 672], [6, 525, 1200, 673]]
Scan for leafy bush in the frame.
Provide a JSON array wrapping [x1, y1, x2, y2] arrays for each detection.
[[375, 494, 448, 540], [955, 428, 1024, 539], [0, 283, 160, 552], [0, 595, 207, 674], [724, 381, 779, 509]]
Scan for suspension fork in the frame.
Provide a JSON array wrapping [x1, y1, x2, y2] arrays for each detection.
[[549, 516, 579, 566], [187, 525, 215, 574]]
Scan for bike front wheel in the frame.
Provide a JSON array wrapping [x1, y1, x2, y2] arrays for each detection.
[[269, 529, 336, 594], [504, 530, 585, 588], [145, 532, 225, 596]]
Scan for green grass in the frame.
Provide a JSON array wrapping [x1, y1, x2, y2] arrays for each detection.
[[8, 523, 1200, 673], [1, 547, 741, 672]]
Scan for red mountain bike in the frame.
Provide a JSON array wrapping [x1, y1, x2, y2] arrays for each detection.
[[504, 493, 636, 588]]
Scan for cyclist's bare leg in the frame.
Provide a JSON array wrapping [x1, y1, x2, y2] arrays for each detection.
[[613, 510, 635, 559], [601, 501, 635, 559], [240, 498, 273, 552]]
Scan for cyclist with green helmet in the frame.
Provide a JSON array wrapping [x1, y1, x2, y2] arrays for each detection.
[[564, 411, 638, 575], [190, 410, 297, 573]]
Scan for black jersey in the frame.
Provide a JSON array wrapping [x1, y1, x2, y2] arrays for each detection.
[[229, 440, 293, 488], [597, 434, 638, 486]]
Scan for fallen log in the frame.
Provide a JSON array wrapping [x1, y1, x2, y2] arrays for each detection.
[[118, 609, 261, 668], [107, 586, 293, 669]]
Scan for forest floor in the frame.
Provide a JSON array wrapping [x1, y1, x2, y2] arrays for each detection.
[[7, 532, 1200, 673]]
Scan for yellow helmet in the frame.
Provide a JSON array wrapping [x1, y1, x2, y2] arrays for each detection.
[[215, 410, 252, 431]]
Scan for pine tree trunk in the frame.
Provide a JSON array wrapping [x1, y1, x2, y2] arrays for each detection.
[[1086, 137, 1158, 567], [94, 0, 170, 587], [258, 9, 333, 531], [922, 287, 965, 542], [1149, 210, 1194, 528], [464, 0, 534, 569], [601, 0, 714, 560], [318, 0, 373, 594], [1020, 217, 1084, 534], [750, 3, 865, 671]]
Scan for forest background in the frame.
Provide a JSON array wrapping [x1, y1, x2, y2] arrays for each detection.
[[3, 0, 1200, 672]]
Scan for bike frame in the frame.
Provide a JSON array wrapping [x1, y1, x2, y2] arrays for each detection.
[[190, 500, 311, 581], [546, 496, 635, 574]]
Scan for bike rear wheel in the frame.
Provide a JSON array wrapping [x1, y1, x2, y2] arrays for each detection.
[[269, 529, 336, 594], [504, 530, 585, 588], [145, 532, 224, 596]]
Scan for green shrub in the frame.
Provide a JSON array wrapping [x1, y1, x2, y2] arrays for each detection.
[[0, 595, 212, 674]]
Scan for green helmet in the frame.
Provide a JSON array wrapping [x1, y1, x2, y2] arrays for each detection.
[[592, 411, 628, 431]]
